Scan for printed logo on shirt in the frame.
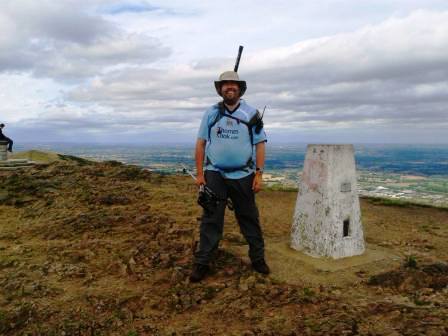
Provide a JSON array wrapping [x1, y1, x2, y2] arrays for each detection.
[[216, 127, 239, 139]]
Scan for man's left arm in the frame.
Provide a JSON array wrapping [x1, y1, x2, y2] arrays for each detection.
[[252, 141, 265, 193]]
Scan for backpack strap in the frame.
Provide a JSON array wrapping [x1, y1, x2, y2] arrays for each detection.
[[209, 159, 254, 173], [222, 113, 253, 145], [226, 109, 264, 144], [208, 102, 264, 145], [248, 110, 264, 135], [208, 102, 225, 141]]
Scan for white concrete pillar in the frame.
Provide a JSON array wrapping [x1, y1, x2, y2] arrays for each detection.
[[291, 144, 365, 259], [0, 141, 7, 161]]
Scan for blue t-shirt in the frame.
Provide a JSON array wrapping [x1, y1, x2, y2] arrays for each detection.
[[197, 100, 267, 179]]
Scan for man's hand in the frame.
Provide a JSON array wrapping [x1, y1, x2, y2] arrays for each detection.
[[252, 172, 263, 193], [196, 174, 206, 187]]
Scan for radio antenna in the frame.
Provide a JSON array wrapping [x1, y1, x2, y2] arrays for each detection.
[[234, 45, 244, 72]]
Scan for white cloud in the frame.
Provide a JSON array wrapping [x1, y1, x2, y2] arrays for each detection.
[[2, 2, 448, 143], [0, 0, 170, 80], [55, 10, 448, 135]]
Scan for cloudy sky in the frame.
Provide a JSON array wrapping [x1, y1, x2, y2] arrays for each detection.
[[1, 0, 448, 144]]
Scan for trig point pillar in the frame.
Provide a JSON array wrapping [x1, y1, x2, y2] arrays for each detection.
[[0, 140, 8, 161], [291, 144, 365, 259]]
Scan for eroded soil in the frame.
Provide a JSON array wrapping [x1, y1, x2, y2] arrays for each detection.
[[0, 160, 447, 335]]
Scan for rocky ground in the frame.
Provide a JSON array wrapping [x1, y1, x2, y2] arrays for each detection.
[[0, 158, 447, 335]]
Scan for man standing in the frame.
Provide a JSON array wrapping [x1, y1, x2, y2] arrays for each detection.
[[190, 71, 270, 282], [0, 124, 13, 152]]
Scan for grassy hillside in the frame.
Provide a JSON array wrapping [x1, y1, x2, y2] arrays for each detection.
[[0, 159, 447, 335], [10, 150, 92, 164]]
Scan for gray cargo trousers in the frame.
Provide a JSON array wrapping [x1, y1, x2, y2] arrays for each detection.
[[194, 170, 265, 265]]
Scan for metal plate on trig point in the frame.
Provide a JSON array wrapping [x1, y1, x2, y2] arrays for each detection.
[[341, 182, 352, 192]]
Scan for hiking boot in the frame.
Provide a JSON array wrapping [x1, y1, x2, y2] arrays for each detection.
[[189, 264, 209, 283], [252, 259, 270, 275]]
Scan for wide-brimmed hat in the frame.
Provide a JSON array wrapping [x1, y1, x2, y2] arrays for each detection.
[[214, 71, 247, 97]]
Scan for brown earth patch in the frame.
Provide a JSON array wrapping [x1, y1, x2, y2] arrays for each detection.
[[0, 161, 447, 335]]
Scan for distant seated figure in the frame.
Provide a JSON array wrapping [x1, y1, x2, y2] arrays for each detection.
[[0, 123, 13, 152]]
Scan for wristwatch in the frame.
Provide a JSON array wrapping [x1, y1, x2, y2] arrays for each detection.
[[255, 167, 264, 174]]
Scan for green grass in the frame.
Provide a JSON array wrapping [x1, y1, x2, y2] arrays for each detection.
[[265, 183, 298, 192], [10, 150, 93, 165], [58, 154, 92, 165], [10, 150, 61, 163], [362, 196, 448, 210]]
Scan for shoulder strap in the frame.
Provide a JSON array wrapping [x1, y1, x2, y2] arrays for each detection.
[[208, 102, 262, 145], [208, 102, 225, 141], [248, 110, 264, 134], [220, 113, 255, 145], [245, 109, 264, 144]]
